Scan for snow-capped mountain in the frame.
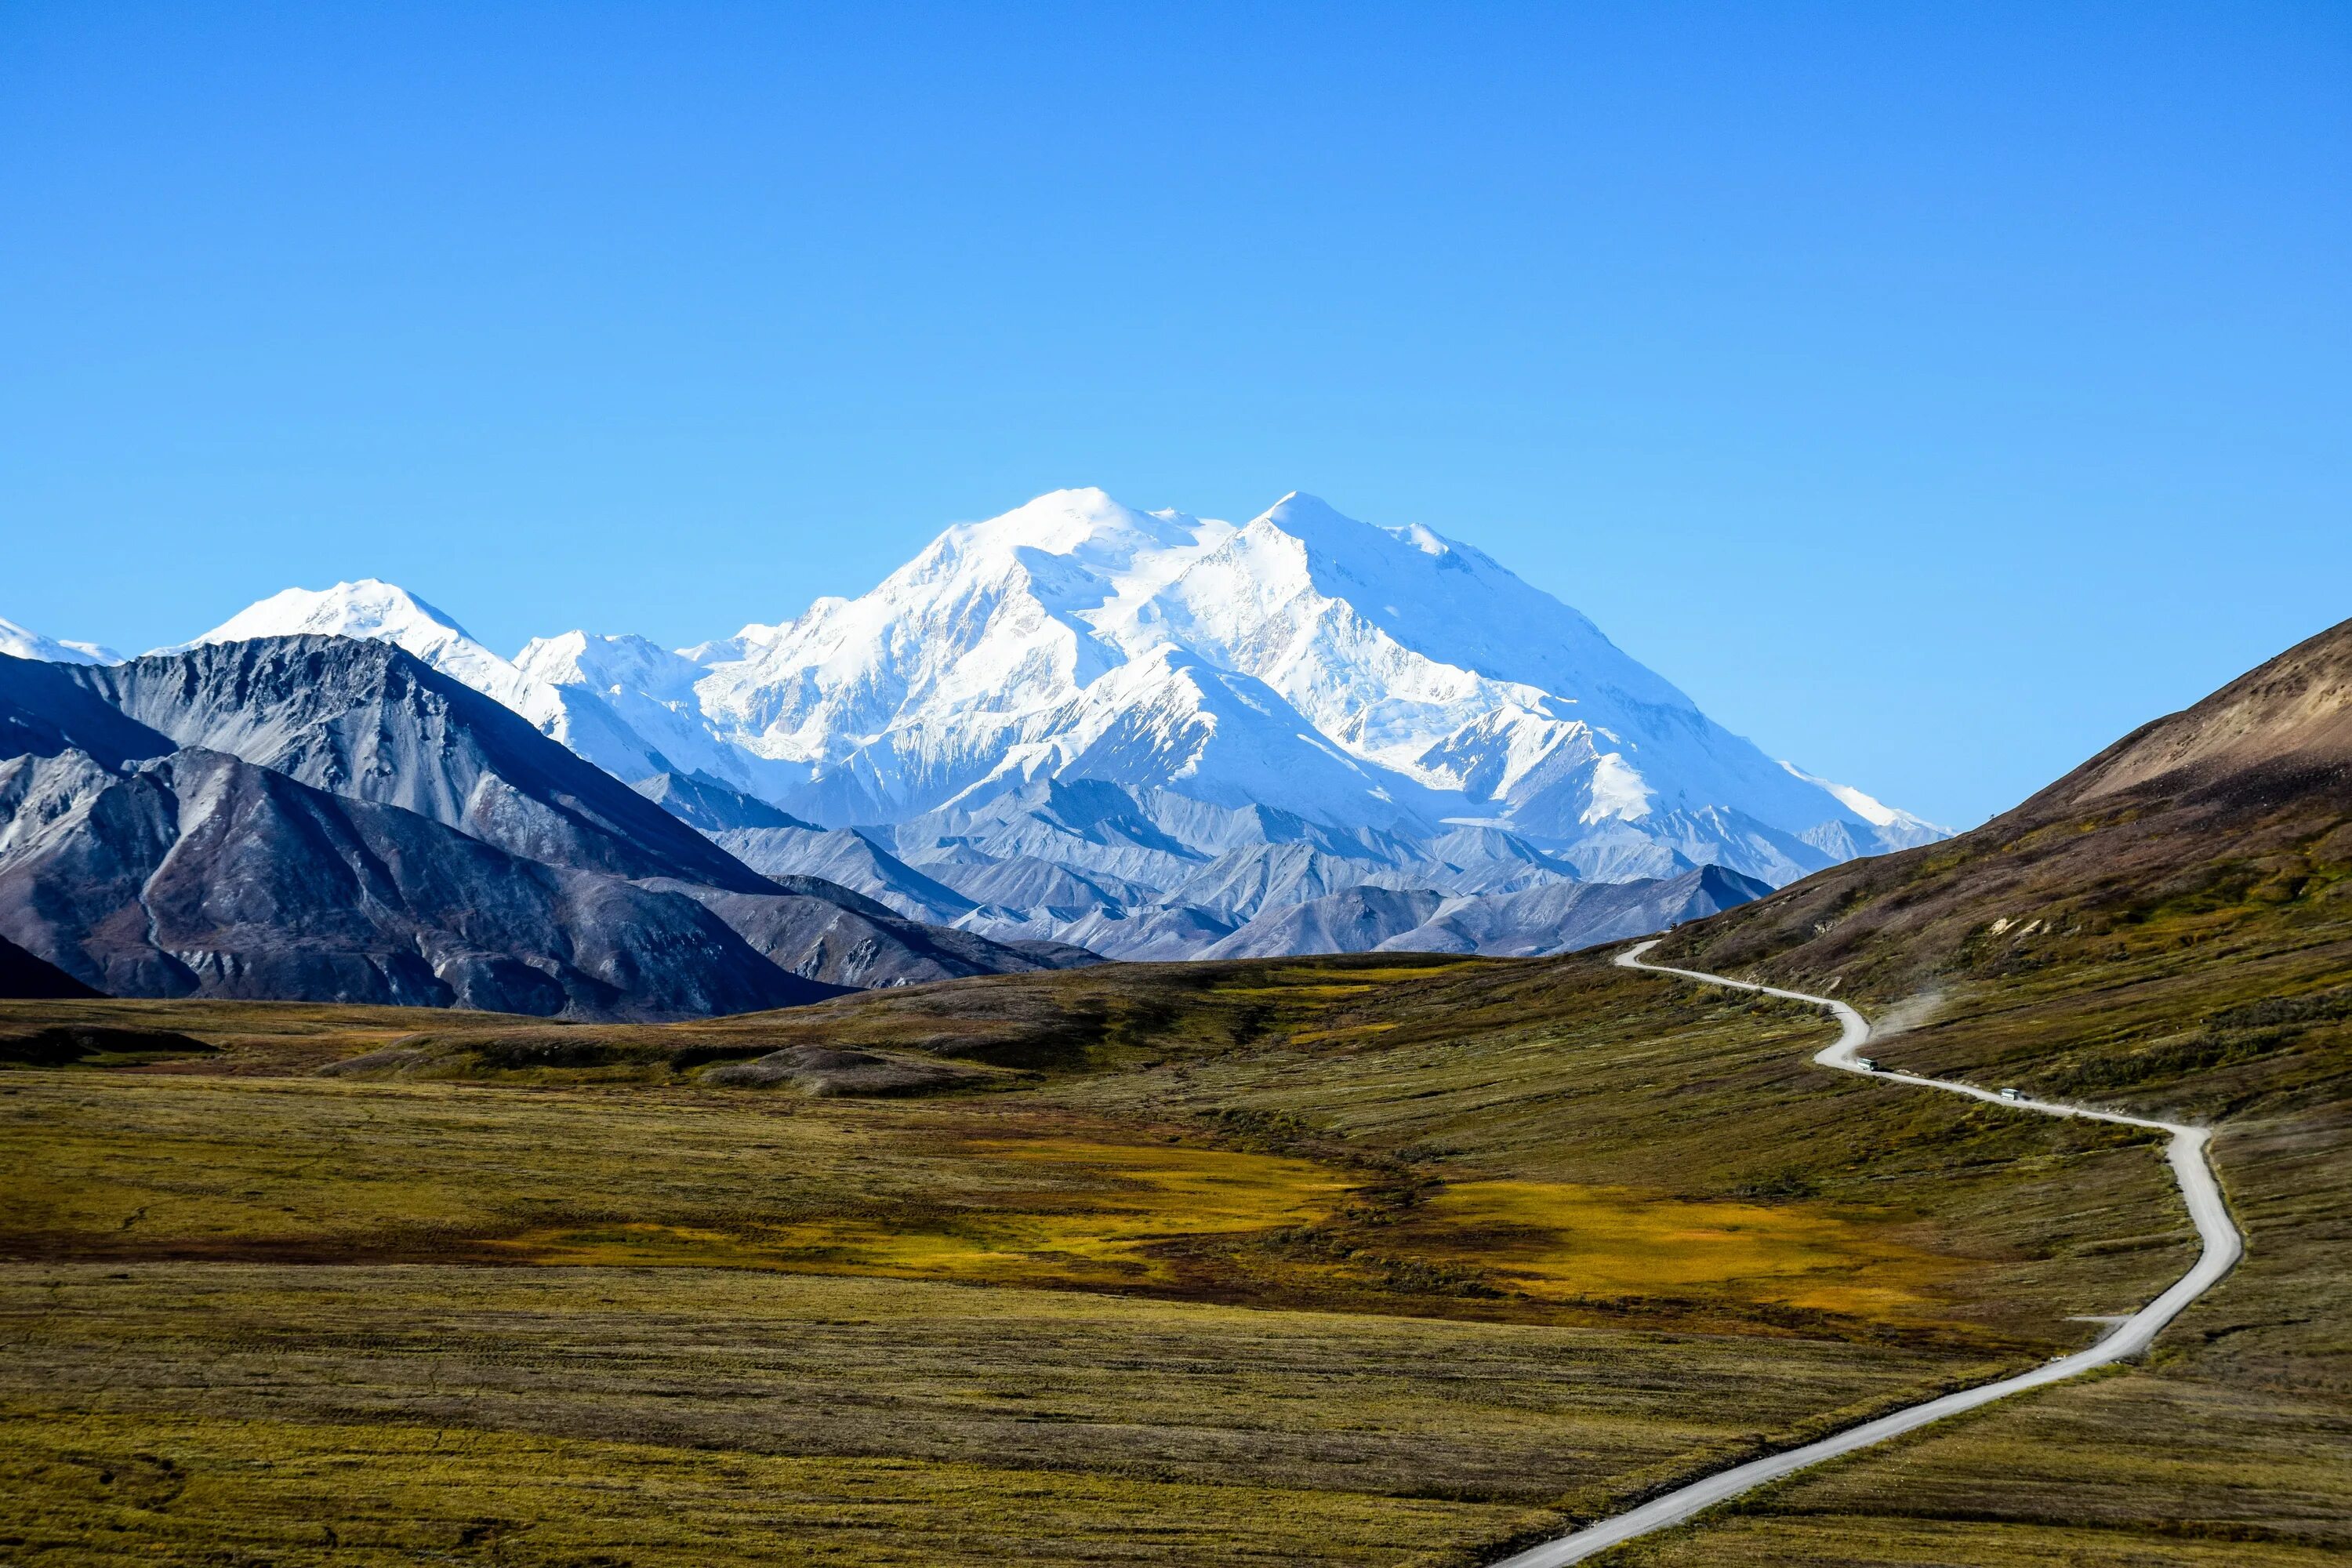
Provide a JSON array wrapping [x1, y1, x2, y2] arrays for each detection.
[[162, 580, 786, 800], [163, 580, 548, 715], [160, 489, 1945, 957], [0, 615, 120, 666], [673, 488, 1940, 857]]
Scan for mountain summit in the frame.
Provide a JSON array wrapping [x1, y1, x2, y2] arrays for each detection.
[[0, 616, 120, 667], [147, 490, 1945, 956], [668, 489, 1943, 869]]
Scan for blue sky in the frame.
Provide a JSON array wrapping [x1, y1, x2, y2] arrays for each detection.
[[3, 2, 2346, 827]]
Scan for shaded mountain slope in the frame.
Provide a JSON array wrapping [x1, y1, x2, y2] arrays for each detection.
[[0, 655, 174, 769], [1196, 864, 1767, 959], [713, 824, 980, 926], [0, 931, 100, 999], [0, 746, 837, 1018], [1383, 864, 1770, 956], [632, 770, 815, 833], [62, 637, 775, 893], [651, 878, 1070, 989], [0, 639, 1055, 1004], [1196, 886, 1446, 959]]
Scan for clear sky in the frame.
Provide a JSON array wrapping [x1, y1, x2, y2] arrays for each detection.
[[3, 2, 2346, 827]]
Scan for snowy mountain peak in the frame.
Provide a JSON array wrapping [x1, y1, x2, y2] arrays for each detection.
[[945, 487, 1194, 560], [181, 578, 478, 648], [114, 491, 1946, 913], [1245, 492, 1462, 568], [170, 579, 550, 720], [644, 487, 1942, 870], [0, 615, 122, 666], [908, 489, 1235, 618], [516, 630, 703, 704]]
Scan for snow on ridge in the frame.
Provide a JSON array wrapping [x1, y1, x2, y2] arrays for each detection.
[[164, 579, 551, 720], [1778, 760, 1948, 842], [151, 491, 1948, 896], [0, 615, 122, 666], [516, 630, 705, 705]]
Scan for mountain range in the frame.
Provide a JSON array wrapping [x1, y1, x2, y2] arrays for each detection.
[[2, 488, 1944, 1001], [0, 638, 1086, 1018]]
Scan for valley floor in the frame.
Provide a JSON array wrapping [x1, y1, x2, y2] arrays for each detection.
[[3, 941, 2344, 1565]]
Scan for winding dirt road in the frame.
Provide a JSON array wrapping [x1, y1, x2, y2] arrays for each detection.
[[1490, 939, 2245, 1568]]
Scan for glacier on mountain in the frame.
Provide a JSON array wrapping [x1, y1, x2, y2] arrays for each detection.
[[147, 488, 1946, 956]]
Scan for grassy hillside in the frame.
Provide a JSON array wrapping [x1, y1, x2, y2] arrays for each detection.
[[1628, 619, 2352, 1563], [7, 624, 2347, 1566], [5, 949, 2207, 1567]]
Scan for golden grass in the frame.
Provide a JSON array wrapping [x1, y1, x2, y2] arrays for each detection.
[[1, 1401, 1527, 1566], [2, 1260, 2013, 1566], [7, 1069, 1996, 1338], [2, 1073, 876, 1249], [1618, 1518, 2347, 1566], [16, 932, 2331, 1562], [1389, 1181, 1964, 1322], [1621, 1368, 2352, 1564], [496, 1136, 1354, 1291]]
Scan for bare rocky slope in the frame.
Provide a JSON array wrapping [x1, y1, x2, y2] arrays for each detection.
[[0, 642, 1055, 1014]]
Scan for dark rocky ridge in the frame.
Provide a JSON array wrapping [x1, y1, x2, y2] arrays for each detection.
[[0, 655, 175, 770], [0, 931, 100, 999], [0, 746, 838, 1018], [58, 638, 777, 892], [0, 640, 1057, 1015]]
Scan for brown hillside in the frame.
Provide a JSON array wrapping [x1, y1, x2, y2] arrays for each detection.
[[1647, 617, 2352, 1563], [1662, 616, 2352, 1000]]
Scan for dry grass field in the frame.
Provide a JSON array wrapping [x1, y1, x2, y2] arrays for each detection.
[[1631, 767, 2352, 1563], [3, 945, 2234, 1566]]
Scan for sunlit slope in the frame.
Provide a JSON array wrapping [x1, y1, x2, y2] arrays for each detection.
[[1636, 616, 2352, 1563]]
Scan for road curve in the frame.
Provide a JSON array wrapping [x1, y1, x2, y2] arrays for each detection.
[[1490, 938, 2244, 1568]]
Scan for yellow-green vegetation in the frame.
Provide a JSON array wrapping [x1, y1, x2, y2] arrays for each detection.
[[1635, 739, 2352, 1562], [1, 1262, 2004, 1567], [1, 1405, 1510, 1567], [493, 1136, 1356, 1292], [1385, 1181, 1961, 1322], [5, 944, 2227, 1566], [1612, 1367, 2352, 1566]]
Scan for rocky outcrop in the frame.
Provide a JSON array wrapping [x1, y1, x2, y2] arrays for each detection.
[[0, 746, 840, 1019], [61, 637, 775, 892]]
